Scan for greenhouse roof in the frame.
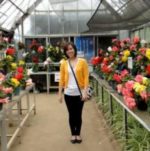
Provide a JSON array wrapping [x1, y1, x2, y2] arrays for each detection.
[[0, 0, 99, 32], [0, 0, 150, 32], [88, 0, 150, 31]]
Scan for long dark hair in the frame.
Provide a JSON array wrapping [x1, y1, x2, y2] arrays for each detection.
[[63, 42, 77, 58]]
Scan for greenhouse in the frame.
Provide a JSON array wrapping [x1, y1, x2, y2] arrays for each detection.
[[0, 0, 150, 151]]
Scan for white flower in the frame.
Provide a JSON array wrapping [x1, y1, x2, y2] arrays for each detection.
[[46, 57, 52, 62], [107, 46, 112, 52], [27, 68, 33, 75], [110, 62, 114, 67], [141, 39, 146, 44], [43, 61, 48, 66], [22, 52, 29, 57]]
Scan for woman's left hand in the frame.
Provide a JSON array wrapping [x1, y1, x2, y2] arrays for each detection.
[[81, 90, 88, 101]]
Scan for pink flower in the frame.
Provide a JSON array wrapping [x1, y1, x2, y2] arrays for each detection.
[[133, 36, 140, 44], [117, 84, 123, 93], [130, 44, 136, 50], [120, 42, 125, 48], [135, 75, 143, 83], [121, 69, 129, 78], [124, 80, 134, 91], [122, 87, 133, 97], [0, 73, 5, 83], [139, 47, 146, 55], [123, 96, 136, 110], [123, 38, 130, 43], [0, 98, 9, 103], [112, 46, 119, 52], [140, 91, 148, 101], [136, 55, 143, 61], [2, 87, 13, 94]]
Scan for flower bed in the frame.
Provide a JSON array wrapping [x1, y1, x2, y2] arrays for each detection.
[[91, 36, 150, 112]]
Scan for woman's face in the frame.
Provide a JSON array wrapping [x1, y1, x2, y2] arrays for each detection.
[[66, 45, 75, 59]]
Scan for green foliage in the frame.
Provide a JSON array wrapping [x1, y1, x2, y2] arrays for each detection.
[[46, 45, 65, 62]]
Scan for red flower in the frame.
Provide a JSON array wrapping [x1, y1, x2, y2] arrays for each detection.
[[146, 65, 150, 75], [101, 65, 112, 73], [98, 49, 103, 55], [17, 67, 24, 73], [32, 56, 39, 63], [102, 57, 109, 65], [6, 47, 16, 55], [29, 40, 39, 50], [14, 73, 23, 80], [91, 56, 102, 65], [37, 46, 44, 53], [113, 73, 122, 83]]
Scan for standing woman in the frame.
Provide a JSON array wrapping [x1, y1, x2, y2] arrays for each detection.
[[58, 42, 89, 144]]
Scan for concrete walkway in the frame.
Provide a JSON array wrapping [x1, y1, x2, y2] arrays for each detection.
[[10, 93, 121, 151]]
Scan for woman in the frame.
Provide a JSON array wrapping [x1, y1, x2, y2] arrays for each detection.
[[58, 42, 89, 144]]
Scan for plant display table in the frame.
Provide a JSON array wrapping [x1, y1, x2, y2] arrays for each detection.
[[0, 84, 36, 151]]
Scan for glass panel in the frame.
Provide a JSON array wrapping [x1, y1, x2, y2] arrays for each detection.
[[78, 11, 91, 33], [49, 12, 63, 34], [36, 0, 52, 11], [63, 1, 77, 10], [78, 0, 91, 10], [92, 0, 100, 9], [145, 27, 150, 43], [64, 12, 77, 34], [139, 29, 144, 40], [0, 0, 11, 15], [24, 15, 35, 35], [105, 0, 127, 11], [35, 12, 48, 35], [2, 9, 22, 29]]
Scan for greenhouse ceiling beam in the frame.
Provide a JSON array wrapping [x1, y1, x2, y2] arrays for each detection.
[[35, 9, 99, 13], [102, 0, 122, 19], [0, 26, 10, 32], [8, 0, 25, 14], [0, 0, 4, 4], [12, 0, 43, 30]]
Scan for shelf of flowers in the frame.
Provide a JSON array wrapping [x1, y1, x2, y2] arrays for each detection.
[[0, 45, 33, 110], [91, 36, 150, 113], [23, 40, 65, 92]]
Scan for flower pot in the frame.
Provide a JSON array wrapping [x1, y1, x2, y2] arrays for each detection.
[[14, 87, 21, 96], [0, 103, 3, 111], [135, 96, 147, 111]]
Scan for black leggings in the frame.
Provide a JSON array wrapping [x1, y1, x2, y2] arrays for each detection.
[[64, 95, 84, 136]]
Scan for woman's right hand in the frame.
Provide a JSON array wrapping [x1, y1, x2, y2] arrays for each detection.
[[58, 93, 63, 103]]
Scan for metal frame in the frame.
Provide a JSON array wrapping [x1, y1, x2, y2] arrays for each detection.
[[0, 84, 36, 151], [90, 72, 150, 142]]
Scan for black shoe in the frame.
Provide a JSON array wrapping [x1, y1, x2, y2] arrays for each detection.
[[70, 139, 76, 144], [76, 139, 82, 143]]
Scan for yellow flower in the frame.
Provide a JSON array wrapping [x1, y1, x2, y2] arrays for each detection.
[[18, 60, 25, 66], [123, 50, 130, 57], [133, 82, 146, 94], [145, 49, 150, 60], [6, 55, 13, 61], [11, 78, 20, 87], [142, 77, 149, 85], [121, 56, 128, 62], [11, 63, 17, 70]]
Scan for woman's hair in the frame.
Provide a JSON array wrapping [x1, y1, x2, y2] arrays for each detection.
[[63, 42, 77, 58]]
